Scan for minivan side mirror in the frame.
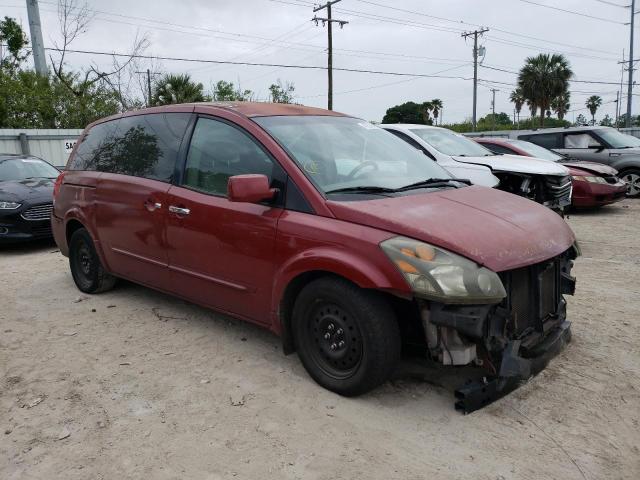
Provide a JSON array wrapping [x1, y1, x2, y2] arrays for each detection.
[[227, 174, 277, 203]]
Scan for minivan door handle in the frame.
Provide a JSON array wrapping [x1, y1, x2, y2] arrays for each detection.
[[168, 205, 190, 216], [144, 200, 162, 212]]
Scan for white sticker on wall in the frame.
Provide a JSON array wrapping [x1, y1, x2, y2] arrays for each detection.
[[63, 140, 77, 153]]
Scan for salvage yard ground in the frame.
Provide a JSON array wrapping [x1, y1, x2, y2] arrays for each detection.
[[1, 200, 639, 480]]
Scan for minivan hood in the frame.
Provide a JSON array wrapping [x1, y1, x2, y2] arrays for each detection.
[[452, 154, 569, 176], [561, 161, 617, 176], [327, 186, 575, 272]]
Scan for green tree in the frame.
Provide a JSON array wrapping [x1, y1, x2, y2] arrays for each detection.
[[551, 91, 570, 120], [0, 16, 29, 69], [518, 53, 573, 126], [153, 74, 207, 105], [382, 101, 435, 125], [431, 98, 443, 125], [269, 79, 295, 103], [509, 88, 525, 124], [479, 112, 512, 128], [600, 114, 614, 127], [575, 113, 588, 126], [212, 80, 253, 101], [585, 95, 603, 125]]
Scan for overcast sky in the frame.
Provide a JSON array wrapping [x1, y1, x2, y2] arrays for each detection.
[[5, 0, 636, 123]]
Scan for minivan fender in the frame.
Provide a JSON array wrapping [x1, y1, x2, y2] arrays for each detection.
[[270, 246, 412, 349]]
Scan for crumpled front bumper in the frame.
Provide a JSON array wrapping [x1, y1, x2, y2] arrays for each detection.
[[454, 321, 572, 413]]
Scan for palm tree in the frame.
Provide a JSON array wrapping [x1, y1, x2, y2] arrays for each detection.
[[153, 74, 207, 105], [551, 91, 570, 120], [421, 101, 433, 125], [430, 99, 443, 125], [509, 88, 525, 125], [585, 95, 603, 125], [518, 53, 573, 127]]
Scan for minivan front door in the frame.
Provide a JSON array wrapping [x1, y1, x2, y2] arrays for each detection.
[[165, 116, 285, 324]]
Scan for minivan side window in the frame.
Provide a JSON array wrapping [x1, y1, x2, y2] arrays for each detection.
[[183, 117, 276, 196], [518, 133, 561, 149], [69, 120, 119, 171], [68, 113, 190, 183]]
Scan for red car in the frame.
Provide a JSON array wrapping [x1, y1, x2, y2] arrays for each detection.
[[475, 137, 627, 208], [52, 103, 578, 412]]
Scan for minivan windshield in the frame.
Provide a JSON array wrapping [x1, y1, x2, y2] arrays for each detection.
[[505, 139, 563, 161], [410, 128, 494, 157], [594, 128, 640, 149], [0, 157, 59, 181], [254, 116, 454, 194]]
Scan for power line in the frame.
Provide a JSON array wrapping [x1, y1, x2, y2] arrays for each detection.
[[44, 46, 478, 80], [594, 0, 630, 8], [518, 0, 628, 24], [350, 0, 619, 56]]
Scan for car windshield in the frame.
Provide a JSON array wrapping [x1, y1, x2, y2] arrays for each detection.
[[506, 140, 563, 161], [0, 157, 59, 181], [594, 128, 640, 148], [409, 128, 494, 157], [254, 116, 453, 194]]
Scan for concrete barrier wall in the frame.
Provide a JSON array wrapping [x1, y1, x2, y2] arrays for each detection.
[[0, 129, 83, 168]]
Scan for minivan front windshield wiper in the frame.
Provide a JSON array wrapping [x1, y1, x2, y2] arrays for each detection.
[[325, 185, 397, 195], [395, 177, 471, 192]]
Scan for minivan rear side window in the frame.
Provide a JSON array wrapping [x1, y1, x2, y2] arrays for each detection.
[[68, 113, 190, 183], [518, 133, 562, 149], [69, 120, 119, 171], [183, 117, 276, 196]]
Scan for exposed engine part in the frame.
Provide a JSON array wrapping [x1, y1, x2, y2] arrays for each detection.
[[420, 307, 477, 366]]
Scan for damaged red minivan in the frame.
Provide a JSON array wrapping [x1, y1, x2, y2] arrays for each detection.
[[52, 103, 579, 412]]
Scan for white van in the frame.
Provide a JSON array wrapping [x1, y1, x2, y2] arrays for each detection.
[[382, 124, 571, 210]]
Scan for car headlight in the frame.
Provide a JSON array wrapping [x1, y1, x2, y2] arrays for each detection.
[[381, 236, 506, 304], [0, 201, 22, 209], [572, 175, 607, 184]]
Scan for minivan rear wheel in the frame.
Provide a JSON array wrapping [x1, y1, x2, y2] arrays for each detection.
[[69, 228, 117, 293], [620, 168, 640, 197], [292, 277, 401, 396]]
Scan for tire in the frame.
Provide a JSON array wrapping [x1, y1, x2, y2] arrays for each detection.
[[619, 168, 640, 198], [292, 277, 401, 396], [69, 228, 117, 293]]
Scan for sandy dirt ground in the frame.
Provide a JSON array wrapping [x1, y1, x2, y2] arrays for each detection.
[[1, 199, 639, 480]]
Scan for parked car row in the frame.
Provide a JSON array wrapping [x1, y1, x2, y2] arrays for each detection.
[[475, 137, 628, 208], [381, 124, 574, 213], [45, 102, 581, 412]]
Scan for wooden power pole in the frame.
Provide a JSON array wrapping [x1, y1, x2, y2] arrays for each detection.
[[312, 1, 348, 110], [461, 28, 489, 131]]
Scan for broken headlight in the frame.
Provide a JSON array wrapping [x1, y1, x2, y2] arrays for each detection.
[[381, 236, 506, 304]]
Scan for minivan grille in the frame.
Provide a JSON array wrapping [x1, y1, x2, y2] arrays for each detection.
[[21, 203, 53, 221], [499, 258, 560, 337], [544, 176, 572, 206]]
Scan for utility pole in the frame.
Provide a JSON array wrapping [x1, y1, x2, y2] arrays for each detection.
[[615, 90, 620, 128], [25, 0, 47, 76], [490, 88, 498, 130], [461, 28, 489, 131], [626, 0, 635, 127], [135, 70, 160, 107], [312, 1, 348, 110]]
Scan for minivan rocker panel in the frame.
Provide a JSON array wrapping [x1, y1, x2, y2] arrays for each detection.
[[327, 185, 575, 272], [52, 102, 578, 412]]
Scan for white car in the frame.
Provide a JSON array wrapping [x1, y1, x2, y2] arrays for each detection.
[[382, 124, 572, 210]]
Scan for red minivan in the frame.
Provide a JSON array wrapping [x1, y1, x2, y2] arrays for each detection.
[[52, 103, 579, 412]]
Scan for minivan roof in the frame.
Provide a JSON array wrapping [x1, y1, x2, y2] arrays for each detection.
[[91, 102, 346, 127]]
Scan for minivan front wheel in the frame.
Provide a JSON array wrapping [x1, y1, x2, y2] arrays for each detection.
[[292, 277, 401, 396], [69, 228, 117, 293], [620, 168, 640, 197]]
